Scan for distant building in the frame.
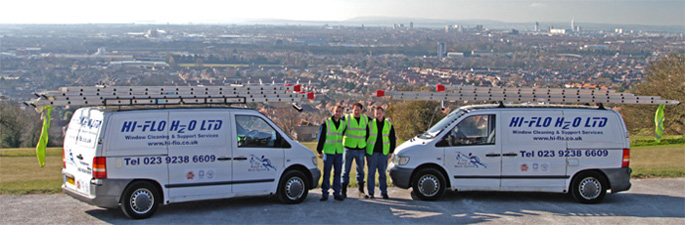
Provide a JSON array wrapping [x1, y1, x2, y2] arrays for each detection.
[[109, 61, 169, 68], [295, 125, 319, 142], [409, 22, 413, 29], [437, 42, 446, 59], [447, 52, 465, 58], [471, 50, 495, 57], [535, 22, 539, 32], [582, 45, 609, 50], [550, 28, 569, 35], [571, 18, 575, 31]]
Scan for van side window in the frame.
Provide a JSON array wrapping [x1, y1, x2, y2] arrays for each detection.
[[235, 115, 286, 148], [439, 114, 495, 147]]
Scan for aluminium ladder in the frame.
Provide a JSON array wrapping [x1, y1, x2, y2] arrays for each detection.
[[375, 84, 680, 105], [25, 84, 315, 109]]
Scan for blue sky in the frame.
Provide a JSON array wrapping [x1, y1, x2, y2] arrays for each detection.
[[1, 0, 683, 26]]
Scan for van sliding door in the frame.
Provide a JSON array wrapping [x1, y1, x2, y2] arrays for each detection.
[[500, 110, 567, 192], [166, 111, 232, 201]]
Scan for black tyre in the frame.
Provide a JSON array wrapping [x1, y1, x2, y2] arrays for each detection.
[[411, 168, 446, 201], [277, 170, 309, 204], [121, 181, 160, 219], [571, 171, 607, 204]]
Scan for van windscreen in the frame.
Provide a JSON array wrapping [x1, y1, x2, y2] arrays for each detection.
[[419, 109, 466, 139]]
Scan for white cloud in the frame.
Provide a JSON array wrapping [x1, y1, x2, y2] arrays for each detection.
[[529, 3, 545, 7]]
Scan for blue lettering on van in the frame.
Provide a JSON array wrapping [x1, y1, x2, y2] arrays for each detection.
[[77, 117, 102, 129], [188, 120, 197, 131], [509, 117, 607, 129], [121, 120, 166, 132], [123, 155, 216, 166], [121, 120, 222, 133]]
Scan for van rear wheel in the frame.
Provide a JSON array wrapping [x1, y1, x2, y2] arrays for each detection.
[[412, 168, 446, 201], [277, 170, 309, 204], [571, 171, 607, 204], [121, 181, 160, 219]]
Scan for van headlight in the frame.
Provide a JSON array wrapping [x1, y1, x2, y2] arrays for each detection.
[[312, 156, 318, 166], [392, 154, 410, 166]]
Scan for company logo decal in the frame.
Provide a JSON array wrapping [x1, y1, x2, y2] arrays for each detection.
[[249, 154, 277, 171], [520, 163, 550, 172], [120, 119, 222, 133], [67, 149, 75, 165], [508, 116, 607, 129], [195, 170, 215, 180], [455, 152, 487, 168]]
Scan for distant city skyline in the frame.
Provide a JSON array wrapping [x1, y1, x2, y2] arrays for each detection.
[[1, 0, 683, 27]]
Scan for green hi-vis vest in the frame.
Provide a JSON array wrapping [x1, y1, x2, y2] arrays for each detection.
[[366, 118, 392, 155], [343, 114, 368, 149], [323, 118, 345, 154]]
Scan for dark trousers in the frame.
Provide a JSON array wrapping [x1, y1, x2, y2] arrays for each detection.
[[321, 153, 343, 197]]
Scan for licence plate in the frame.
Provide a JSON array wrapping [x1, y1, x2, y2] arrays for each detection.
[[66, 176, 75, 185]]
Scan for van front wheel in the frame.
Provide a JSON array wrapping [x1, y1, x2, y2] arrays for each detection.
[[571, 171, 607, 204], [121, 181, 160, 219], [277, 170, 309, 204], [412, 168, 446, 201]]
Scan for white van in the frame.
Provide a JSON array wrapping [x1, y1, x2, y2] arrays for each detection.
[[389, 104, 631, 203], [62, 107, 320, 219]]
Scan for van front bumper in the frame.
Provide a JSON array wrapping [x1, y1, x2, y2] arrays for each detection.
[[389, 165, 413, 189], [600, 167, 632, 193], [62, 178, 131, 209], [309, 168, 321, 189]]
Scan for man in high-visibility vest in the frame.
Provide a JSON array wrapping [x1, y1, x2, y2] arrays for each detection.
[[364, 106, 396, 199], [342, 102, 370, 198], [316, 105, 346, 201]]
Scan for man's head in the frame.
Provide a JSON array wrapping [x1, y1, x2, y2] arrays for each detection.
[[332, 105, 344, 120], [352, 103, 363, 117], [374, 106, 385, 119]]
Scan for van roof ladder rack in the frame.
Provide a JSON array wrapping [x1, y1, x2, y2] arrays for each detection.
[[375, 84, 680, 105], [25, 84, 315, 110]]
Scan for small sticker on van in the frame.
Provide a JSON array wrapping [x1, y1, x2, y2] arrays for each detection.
[[249, 154, 277, 172], [455, 152, 487, 168]]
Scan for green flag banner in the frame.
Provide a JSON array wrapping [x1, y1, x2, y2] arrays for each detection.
[[36, 106, 52, 167], [654, 104, 665, 144]]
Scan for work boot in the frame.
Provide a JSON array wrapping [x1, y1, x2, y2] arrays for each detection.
[[364, 194, 374, 199], [358, 183, 365, 195], [342, 184, 348, 198], [334, 195, 344, 201], [382, 194, 389, 199]]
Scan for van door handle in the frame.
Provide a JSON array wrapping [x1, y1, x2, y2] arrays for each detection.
[[217, 157, 232, 161], [502, 153, 518, 157], [76, 154, 83, 160], [234, 157, 248, 161], [485, 153, 501, 157]]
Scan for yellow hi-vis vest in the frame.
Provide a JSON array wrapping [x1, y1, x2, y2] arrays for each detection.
[[323, 118, 345, 154], [366, 118, 392, 155], [343, 114, 368, 149]]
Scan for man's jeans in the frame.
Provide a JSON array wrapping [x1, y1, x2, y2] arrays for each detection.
[[321, 153, 343, 197], [342, 148, 365, 185], [367, 152, 389, 195]]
